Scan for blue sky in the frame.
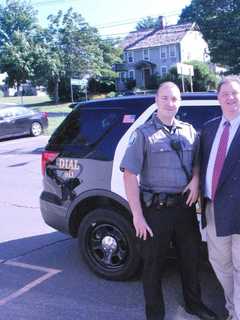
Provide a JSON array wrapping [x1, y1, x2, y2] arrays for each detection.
[[28, 0, 191, 37]]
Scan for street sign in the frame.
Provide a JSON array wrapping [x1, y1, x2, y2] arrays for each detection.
[[70, 78, 82, 86], [176, 63, 194, 76]]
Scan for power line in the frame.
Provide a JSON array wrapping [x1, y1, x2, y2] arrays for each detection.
[[33, 0, 79, 5], [95, 11, 180, 29], [32, 0, 181, 30]]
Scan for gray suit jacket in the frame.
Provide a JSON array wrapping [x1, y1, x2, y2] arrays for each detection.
[[200, 117, 240, 236]]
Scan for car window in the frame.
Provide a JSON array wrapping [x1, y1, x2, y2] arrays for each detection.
[[177, 105, 222, 130], [11, 107, 32, 116], [49, 107, 126, 159], [0, 108, 14, 118]]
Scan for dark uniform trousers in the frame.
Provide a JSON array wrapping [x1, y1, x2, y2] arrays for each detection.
[[139, 200, 202, 320]]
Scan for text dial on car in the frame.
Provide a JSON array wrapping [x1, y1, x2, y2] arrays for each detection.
[[56, 158, 83, 178]]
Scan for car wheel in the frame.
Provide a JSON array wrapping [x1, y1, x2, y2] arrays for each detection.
[[78, 208, 141, 280], [31, 122, 42, 136]]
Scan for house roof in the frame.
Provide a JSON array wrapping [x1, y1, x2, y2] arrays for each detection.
[[121, 23, 197, 50]]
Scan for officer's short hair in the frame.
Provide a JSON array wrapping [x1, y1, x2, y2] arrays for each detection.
[[156, 81, 180, 96], [217, 75, 240, 93]]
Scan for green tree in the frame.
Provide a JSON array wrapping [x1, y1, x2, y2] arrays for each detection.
[[136, 16, 161, 31], [145, 61, 217, 91], [167, 61, 217, 91], [0, 0, 37, 45], [0, 0, 38, 88], [179, 0, 240, 73], [43, 8, 121, 101], [88, 38, 122, 94], [0, 31, 35, 88], [0, 2, 121, 101]]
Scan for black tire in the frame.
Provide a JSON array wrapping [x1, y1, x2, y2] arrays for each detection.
[[78, 208, 141, 281], [30, 121, 42, 136]]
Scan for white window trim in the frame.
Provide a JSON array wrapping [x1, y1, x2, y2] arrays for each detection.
[[160, 46, 167, 59], [169, 44, 176, 58], [128, 69, 135, 80], [142, 48, 149, 61]]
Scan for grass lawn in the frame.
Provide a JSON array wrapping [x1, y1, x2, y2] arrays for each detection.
[[0, 95, 71, 135]]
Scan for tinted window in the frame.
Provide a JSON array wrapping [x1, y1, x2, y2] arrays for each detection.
[[48, 108, 126, 159], [48, 98, 153, 159], [177, 105, 222, 130]]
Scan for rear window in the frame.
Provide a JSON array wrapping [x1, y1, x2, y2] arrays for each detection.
[[47, 98, 152, 159], [47, 108, 126, 159]]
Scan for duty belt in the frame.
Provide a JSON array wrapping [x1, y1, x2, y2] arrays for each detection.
[[141, 191, 187, 209]]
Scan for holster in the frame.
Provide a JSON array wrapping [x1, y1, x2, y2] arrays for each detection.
[[140, 190, 154, 208]]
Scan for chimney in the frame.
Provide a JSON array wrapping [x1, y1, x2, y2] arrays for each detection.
[[158, 16, 166, 29]]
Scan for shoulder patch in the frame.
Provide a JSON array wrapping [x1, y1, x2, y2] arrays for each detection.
[[128, 131, 137, 145]]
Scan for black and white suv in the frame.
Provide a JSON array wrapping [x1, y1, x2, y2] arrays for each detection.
[[40, 93, 221, 280]]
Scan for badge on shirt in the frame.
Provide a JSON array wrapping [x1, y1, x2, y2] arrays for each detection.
[[128, 131, 137, 145]]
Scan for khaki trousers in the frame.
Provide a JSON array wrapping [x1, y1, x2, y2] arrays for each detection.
[[206, 202, 240, 320]]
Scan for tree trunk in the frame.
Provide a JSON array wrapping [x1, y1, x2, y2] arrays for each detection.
[[53, 79, 59, 104]]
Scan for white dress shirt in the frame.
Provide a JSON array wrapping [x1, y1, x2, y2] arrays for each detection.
[[205, 114, 240, 199]]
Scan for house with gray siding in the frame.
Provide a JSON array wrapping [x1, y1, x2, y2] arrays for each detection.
[[115, 17, 209, 90]]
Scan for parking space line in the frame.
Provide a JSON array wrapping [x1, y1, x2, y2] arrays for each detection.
[[0, 261, 61, 306]]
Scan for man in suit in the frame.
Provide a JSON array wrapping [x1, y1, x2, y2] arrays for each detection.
[[200, 76, 240, 320]]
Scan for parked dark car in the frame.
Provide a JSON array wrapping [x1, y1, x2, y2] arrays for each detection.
[[40, 93, 221, 281], [0, 106, 48, 140]]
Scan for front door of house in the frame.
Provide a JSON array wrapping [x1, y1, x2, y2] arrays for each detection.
[[143, 69, 151, 89]]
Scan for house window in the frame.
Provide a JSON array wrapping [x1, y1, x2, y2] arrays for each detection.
[[120, 72, 126, 80], [128, 51, 134, 63], [123, 51, 128, 62], [161, 66, 168, 77], [160, 46, 167, 59], [143, 48, 149, 61], [128, 70, 135, 80], [169, 44, 176, 58]]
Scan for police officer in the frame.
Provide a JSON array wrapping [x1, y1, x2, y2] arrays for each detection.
[[120, 82, 218, 320]]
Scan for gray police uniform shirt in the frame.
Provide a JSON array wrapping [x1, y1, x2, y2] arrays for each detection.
[[120, 113, 199, 193]]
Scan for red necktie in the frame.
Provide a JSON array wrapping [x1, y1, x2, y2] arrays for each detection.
[[211, 121, 230, 200]]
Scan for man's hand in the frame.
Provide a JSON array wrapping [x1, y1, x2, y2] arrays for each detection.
[[183, 175, 199, 206], [123, 170, 154, 240], [133, 214, 153, 240]]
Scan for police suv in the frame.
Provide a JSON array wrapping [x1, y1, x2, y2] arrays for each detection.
[[40, 93, 221, 280]]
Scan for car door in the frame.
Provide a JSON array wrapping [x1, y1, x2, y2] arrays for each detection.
[[12, 107, 32, 135], [0, 108, 16, 138]]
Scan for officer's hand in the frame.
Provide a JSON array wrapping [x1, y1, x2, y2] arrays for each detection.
[[183, 176, 199, 206], [133, 215, 153, 240]]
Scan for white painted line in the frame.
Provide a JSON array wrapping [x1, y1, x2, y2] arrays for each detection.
[[0, 261, 61, 306], [5, 261, 60, 273]]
